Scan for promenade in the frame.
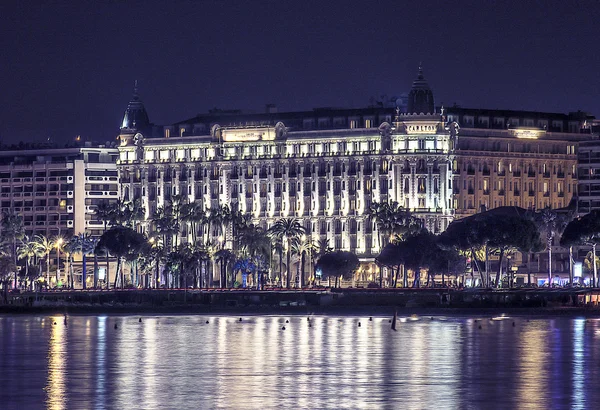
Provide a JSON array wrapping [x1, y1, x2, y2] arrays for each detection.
[[2, 287, 600, 314]]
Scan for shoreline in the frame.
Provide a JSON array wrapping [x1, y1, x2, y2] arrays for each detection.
[[2, 304, 600, 317]]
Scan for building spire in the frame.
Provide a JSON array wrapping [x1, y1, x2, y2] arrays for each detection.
[[133, 80, 139, 100]]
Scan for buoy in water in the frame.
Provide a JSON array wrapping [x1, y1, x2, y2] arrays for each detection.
[[139, 318, 142, 323], [239, 318, 242, 322], [114, 323, 118, 329], [369, 317, 373, 321], [206, 320, 209, 324], [285, 320, 289, 323], [282, 326, 286, 330], [358, 322, 361, 327], [478, 325, 482, 329], [512, 322, 516, 327], [53, 322, 57, 325]]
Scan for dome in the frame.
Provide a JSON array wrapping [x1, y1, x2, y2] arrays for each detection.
[[121, 82, 150, 131], [407, 65, 435, 115]]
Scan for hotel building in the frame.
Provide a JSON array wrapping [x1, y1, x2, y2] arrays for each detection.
[[115, 69, 597, 284]]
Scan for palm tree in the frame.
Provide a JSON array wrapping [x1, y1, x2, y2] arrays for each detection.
[[152, 206, 179, 252], [0, 253, 16, 303], [1, 212, 25, 289], [63, 236, 80, 288], [215, 248, 234, 287], [534, 207, 572, 285], [77, 234, 97, 289], [232, 257, 257, 288], [32, 234, 54, 288], [368, 201, 421, 250], [96, 226, 147, 289], [17, 236, 44, 290], [291, 237, 312, 288], [95, 200, 115, 232], [208, 204, 231, 248], [124, 198, 147, 232], [268, 218, 305, 289]]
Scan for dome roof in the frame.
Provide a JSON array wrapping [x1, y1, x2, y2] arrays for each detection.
[[407, 65, 435, 115], [121, 82, 150, 131]]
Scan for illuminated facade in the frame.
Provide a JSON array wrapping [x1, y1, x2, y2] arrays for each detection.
[[117, 69, 454, 259], [115, 70, 598, 284]]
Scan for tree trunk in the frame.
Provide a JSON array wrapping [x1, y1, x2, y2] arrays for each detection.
[[82, 254, 87, 290], [548, 238, 553, 286], [494, 248, 504, 288], [106, 252, 110, 290], [569, 246, 574, 286], [278, 249, 283, 287], [94, 254, 99, 289], [300, 251, 305, 288], [402, 264, 408, 288], [286, 247, 291, 289], [155, 258, 160, 288], [527, 252, 532, 287], [46, 253, 50, 288], [593, 243, 597, 288], [113, 258, 121, 289]]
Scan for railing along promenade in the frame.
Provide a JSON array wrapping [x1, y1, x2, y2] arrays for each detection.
[[2, 287, 600, 311]]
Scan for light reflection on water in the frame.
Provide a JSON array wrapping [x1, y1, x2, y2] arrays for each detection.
[[1, 314, 600, 409]]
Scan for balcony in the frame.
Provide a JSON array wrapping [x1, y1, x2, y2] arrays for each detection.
[[498, 189, 505, 196], [483, 189, 490, 195], [513, 190, 520, 196], [557, 172, 565, 178], [482, 169, 491, 176], [543, 172, 551, 178], [527, 172, 536, 178], [528, 190, 535, 196], [513, 171, 521, 177]]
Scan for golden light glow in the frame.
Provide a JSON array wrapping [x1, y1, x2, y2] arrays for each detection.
[[46, 316, 67, 410]]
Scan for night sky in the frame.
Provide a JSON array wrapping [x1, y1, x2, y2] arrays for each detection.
[[1, 0, 599, 144]]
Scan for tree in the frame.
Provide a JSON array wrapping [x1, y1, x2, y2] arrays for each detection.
[[316, 251, 360, 287], [63, 237, 79, 288], [367, 201, 421, 250], [232, 257, 257, 288], [1, 212, 25, 289], [534, 207, 572, 285], [486, 215, 542, 287], [561, 210, 600, 287], [73, 233, 96, 289], [0, 254, 16, 303], [268, 218, 305, 288], [32, 234, 54, 287], [440, 207, 541, 288], [96, 227, 147, 289], [215, 248, 234, 287], [17, 236, 44, 290]]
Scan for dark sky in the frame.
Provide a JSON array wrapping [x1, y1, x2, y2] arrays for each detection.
[[1, 0, 599, 144]]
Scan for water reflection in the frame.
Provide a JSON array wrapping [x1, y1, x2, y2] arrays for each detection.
[[1, 314, 600, 409], [46, 316, 67, 410]]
